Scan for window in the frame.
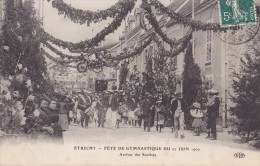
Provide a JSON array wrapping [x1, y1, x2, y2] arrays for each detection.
[[148, 46, 153, 56], [145, 47, 153, 72], [206, 19, 213, 64]]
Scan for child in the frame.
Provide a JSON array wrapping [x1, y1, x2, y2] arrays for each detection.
[[190, 102, 204, 136], [154, 100, 165, 133], [133, 103, 141, 127]]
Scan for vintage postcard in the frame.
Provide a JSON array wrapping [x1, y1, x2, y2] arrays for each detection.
[[0, 0, 260, 165]]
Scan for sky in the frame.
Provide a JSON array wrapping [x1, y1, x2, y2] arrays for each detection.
[[34, 0, 172, 45]]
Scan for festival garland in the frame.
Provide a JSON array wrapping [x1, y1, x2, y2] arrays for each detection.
[[103, 34, 154, 64], [139, 5, 192, 58], [142, 3, 192, 47], [43, 41, 81, 61], [149, 0, 242, 32], [42, 31, 190, 70], [41, 48, 77, 68], [43, 31, 190, 71], [48, 0, 137, 25], [40, 2, 135, 51], [152, 33, 192, 57], [42, 45, 108, 69]]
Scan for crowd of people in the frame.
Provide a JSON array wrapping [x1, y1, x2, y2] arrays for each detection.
[[0, 76, 220, 144]]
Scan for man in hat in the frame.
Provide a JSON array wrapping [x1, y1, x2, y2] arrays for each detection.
[[96, 93, 106, 128], [206, 89, 220, 140], [141, 92, 154, 132]]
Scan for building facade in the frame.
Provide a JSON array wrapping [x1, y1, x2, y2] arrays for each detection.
[[111, 0, 250, 127]]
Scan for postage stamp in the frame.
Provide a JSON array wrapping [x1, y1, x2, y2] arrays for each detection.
[[219, 0, 257, 27]]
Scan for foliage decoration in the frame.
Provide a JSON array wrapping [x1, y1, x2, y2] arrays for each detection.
[[42, 41, 81, 61], [142, 1, 190, 47], [149, 0, 242, 32], [42, 34, 154, 69], [100, 34, 154, 67], [40, 1, 135, 51], [152, 32, 192, 58], [41, 48, 77, 68], [47, 0, 137, 25], [0, 0, 49, 94]]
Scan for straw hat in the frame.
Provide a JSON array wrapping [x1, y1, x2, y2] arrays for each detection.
[[156, 100, 162, 104]]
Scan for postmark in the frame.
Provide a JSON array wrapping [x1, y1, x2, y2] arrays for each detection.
[[216, 22, 260, 45], [219, 0, 257, 27]]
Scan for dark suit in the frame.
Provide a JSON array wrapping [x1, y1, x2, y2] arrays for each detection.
[[207, 97, 220, 139], [96, 99, 106, 128], [110, 94, 119, 112], [141, 98, 153, 131]]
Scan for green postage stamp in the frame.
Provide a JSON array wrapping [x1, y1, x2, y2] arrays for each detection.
[[219, 0, 257, 26]]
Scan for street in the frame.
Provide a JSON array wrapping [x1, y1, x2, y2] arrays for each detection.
[[1, 123, 259, 166], [63, 123, 257, 151]]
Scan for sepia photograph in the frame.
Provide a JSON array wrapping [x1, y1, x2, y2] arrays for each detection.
[[0, 0, 260, 165]]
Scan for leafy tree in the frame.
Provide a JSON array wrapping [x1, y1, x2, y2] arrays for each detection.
[[230, 34, 260, 142], [0, 0, 48, 95], [182, 42, 203, 127]]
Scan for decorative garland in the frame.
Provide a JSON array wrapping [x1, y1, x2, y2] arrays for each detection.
[[43, 32, 190, 71], [139, 7, 192, 58], [48, 0, 137, 25], [43, 41, 81, 61], [143, 4, 192, 47], [41, 48, 77, 68], [105, 34, 154, 63], [40, 1, 135, 51], [42, 34, 154, 69], [152, 33, 192, 57], [42, 45, 109, 70], [149, 0, 242, 32]]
